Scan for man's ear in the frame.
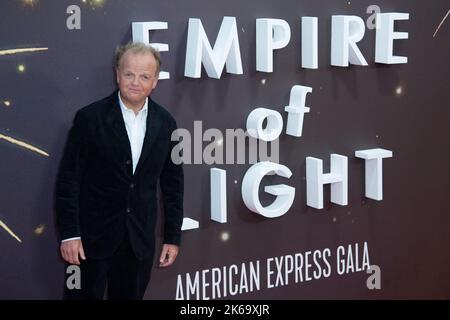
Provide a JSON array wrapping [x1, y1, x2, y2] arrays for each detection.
[[152, 75, 159, 89], [115, 68, 120, 84]]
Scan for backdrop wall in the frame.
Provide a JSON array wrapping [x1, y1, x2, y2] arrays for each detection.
[[0, 0, 449, 299]]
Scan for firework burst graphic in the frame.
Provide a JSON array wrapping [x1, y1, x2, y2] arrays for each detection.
[[1, 44, 49, 242]]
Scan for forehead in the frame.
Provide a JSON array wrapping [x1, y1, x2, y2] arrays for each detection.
[[120, 51, 156, 70]]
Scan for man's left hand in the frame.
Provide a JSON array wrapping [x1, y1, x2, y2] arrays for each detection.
[[159, 244, 179, 267]]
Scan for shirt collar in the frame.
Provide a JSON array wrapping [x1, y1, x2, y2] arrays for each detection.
[[118, 91, 148, 116]]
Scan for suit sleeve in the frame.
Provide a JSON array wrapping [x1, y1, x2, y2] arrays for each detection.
[[55, 110, 89, 241], [160, 119, 184, 246]]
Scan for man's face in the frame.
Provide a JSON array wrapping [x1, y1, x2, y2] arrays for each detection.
[[116, 51, 159, 109]]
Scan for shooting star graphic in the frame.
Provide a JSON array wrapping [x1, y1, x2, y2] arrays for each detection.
[[433, 9, 450, 38], [0, 47, 48, 56], [0, 133, 49, 157], [0, 219, 22, 243]]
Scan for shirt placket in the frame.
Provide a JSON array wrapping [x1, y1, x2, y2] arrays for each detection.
[[131, 112, 138, 173]]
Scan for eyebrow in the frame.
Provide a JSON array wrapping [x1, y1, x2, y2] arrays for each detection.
[[122, 70, 153, 76]]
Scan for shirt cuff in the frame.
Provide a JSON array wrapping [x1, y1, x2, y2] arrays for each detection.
[[61, 237, 81, 243]]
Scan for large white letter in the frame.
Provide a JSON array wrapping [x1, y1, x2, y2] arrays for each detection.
[[185, 17, 243, 79], [132, 21, 170, 80], [331, 16, 368, 67], [182, 218, 199, 231], [355, 148, 393, 200], [285, 85, 312, 137], [256, 19, 291, 72], [211, 168, 227, 223], [375, 13, 409, 64], [246, 108, 283, 142], [306, 154, 348, 209], [242, 162, 295, 218], [301, 17, 318, 69]]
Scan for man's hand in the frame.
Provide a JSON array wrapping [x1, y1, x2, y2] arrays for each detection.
[[159, 244, 179, 267], [60, 239, 86, 265]]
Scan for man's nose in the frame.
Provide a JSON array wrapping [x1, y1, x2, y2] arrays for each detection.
[[131, 76, 139, 86]]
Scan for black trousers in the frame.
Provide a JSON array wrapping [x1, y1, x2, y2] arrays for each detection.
[[64, 235, 154, 300]]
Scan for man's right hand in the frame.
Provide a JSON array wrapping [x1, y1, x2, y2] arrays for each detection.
[[60, 239, 86, 265]]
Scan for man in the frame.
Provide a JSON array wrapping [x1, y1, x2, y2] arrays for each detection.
[[55, 42, 184, 300]]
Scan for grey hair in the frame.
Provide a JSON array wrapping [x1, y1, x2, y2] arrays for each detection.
[[115, 42, 161, 75]]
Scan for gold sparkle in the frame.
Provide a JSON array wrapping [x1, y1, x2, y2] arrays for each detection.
[[0, 47, 48, 56], [34, 224, 45, 236], [22, 0, 39, 7], [0, 219, 22, 243], [82, 0, 106, 8], [221, 232, 230, 242], [433, 9, 450, 38], [17, 64, 26, 73], [92, 0, 105, 6], [0, 133, 49, 157]]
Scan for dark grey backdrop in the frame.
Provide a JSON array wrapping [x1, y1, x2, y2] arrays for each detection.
[[0, 0, 449, 299]]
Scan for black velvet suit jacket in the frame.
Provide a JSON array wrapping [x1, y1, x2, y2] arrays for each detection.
[[55, 91, 184, 260]]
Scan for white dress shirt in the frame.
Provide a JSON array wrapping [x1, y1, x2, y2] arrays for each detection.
[[118, 92, 148, 174], [62, 92, 148, 243]]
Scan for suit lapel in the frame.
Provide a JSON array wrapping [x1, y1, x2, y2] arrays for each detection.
[[105, 92, 132, 161], [134, 98, 162, 176]]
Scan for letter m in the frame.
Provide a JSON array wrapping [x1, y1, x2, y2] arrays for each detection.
[[185, 16, 243, 79]]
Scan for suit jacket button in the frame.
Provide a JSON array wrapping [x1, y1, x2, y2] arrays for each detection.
[[126, 208, 131, 213], [130, 183, 135, 189], [126, 160, 131, 165]]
